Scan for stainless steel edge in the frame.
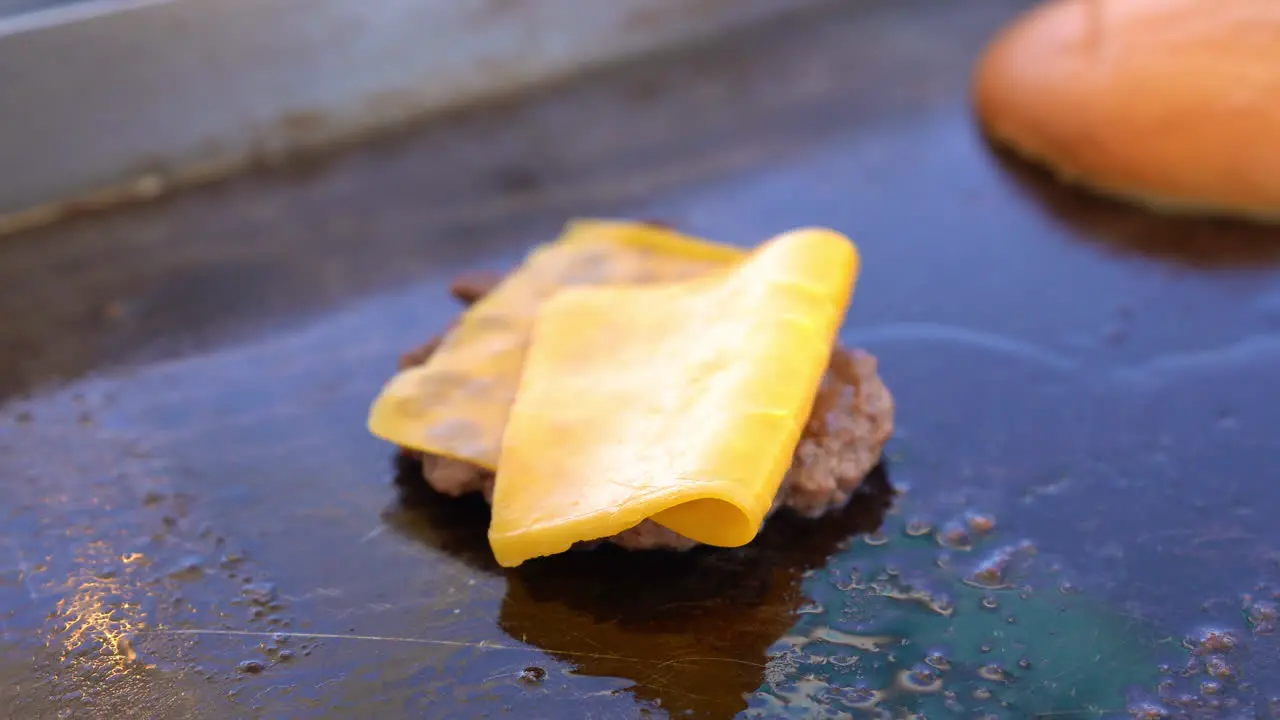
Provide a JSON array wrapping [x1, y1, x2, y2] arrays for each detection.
[[0, 0, 827, 221]]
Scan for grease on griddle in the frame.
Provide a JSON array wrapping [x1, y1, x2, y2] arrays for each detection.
[[384, 452, 499, 575], [744, 491, 1175, 719], [0, 397, 299, 717], [386, 457, 893, 717], [1245, 595, 1279, 634], [988, 144, 1280, 270], [747, 489, 1279, 720]]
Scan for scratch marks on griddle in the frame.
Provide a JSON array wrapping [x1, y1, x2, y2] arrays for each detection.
[[278, 581, 499, 621], [847, 322, 1079, 373], [141, 628, 765, 670], [482, 669, 523, 683], [850, 322, 1280, 393], [1109, 333, 1280, 391], [647, 655, 771, 673]]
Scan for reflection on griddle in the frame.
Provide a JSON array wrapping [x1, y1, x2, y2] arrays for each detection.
[[387, 453, 894, 717], [382, 453, 502, 575], [985, 140, 1280, 269]]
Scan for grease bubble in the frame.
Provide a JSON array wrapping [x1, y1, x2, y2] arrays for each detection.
[[904, 519, 933, 537], [924, 650, 951, 671], [977, 664, 1006, 682], [936, 522, 972, 550], [864, 531, 889, 546], [1204, 656, 1236, 681], [1185, 629, 1237, 654], [895, 665, 943, 694], [966, 513, 996, 534], [1126, 701, 1170, 719]]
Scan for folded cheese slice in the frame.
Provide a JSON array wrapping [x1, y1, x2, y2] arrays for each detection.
[[367, 219, 744, 470], [489, 228, 859, 567]]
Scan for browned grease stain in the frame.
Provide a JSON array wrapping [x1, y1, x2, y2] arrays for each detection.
[[495, 470, 894, 718], [988, 141, 1280, 268], [371, 460, 891, 717]]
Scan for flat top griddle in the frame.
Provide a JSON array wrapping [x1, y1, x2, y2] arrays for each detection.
[[2, 1, 1279, 718]]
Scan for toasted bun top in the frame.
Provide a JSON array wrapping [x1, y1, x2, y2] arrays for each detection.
[[973, 0, 1280, 220]]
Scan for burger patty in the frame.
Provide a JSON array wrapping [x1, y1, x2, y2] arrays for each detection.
[[396, 270, 895, 551]]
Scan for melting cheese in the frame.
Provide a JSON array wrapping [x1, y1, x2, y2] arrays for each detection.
[[489, 228, 859, 567], [367, 219, 744, 469]]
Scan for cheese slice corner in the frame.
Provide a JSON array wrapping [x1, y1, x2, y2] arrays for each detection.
[[488, 227, 859, 567]]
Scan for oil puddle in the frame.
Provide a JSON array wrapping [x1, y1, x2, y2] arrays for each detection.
[[744, 474, 1280, 719], [484, 468, 898, 718], [0, 386, 296, 717], [3, 270, 1276, 719], [3, 291, 1271, 719], [747, 495, 1162, 718]]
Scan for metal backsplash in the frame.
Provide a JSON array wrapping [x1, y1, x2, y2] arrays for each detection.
[[0, 0, 827, 224]]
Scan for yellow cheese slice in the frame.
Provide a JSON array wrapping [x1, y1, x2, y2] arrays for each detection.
[[367, 219, 745, 469], [489, 228, 859, 567]]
